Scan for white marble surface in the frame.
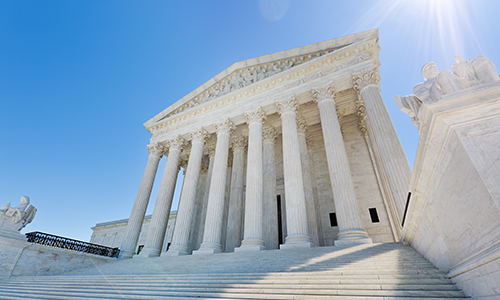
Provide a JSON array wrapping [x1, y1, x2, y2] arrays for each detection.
[[401, 79, 500, 299]]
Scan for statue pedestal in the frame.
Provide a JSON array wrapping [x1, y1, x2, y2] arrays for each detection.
[[0, 215, 27, 241]]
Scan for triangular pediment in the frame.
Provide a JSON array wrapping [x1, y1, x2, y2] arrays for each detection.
[[145, 29, 378, 128]]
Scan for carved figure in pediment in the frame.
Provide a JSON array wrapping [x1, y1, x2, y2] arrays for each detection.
[[256, 66, 266, 82], [272, 64, 282, 75], [243, 68, 255, 86], [283, 60, 294, 70]]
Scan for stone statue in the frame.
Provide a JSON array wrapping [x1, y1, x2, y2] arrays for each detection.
[[413, 62, 461, 103], [395, 55, 500, 127], [453, 55, 499, 88], [394, 95, 422, 126], [0, 196, 37, 231]]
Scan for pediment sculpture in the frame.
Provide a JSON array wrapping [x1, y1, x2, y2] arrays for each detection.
[[394, 55, 499, 126], [0, 196, 37, 232]]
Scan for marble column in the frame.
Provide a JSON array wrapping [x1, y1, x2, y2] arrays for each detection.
[[312, 83, 371, 246], [306, 136, 325, 246], [165, 128, 209, 256], [262, 127, 279, 250], [120, 143, 165, 259], [296, 117, 320, 247], [194, 119, 235, 254], [276, 97, 313, 248], [356, 97, 400, 241], [188, 158, 209, 251], [225, 137, 246, 252], [140, 136, 187, 257], [236, 107, 267, 252], [353, 69, 411, 223], [196, 146, 215, 249]]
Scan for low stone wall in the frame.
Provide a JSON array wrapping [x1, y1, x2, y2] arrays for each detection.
[[0, 236, 114, 278]]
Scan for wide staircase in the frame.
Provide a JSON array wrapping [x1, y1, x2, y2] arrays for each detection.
[[0, 243, 468, 299]]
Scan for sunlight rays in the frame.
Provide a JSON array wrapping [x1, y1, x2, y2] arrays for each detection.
[[349, 0, 484, 80]]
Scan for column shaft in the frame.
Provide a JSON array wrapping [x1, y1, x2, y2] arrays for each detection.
[[120, 143, 165, 259], [225, 137, 246, 252], [140, 137, 185, 257], [354, 74, 411, 222], [297, 119, 320, 247], [312, 84, 371, 246], [276, 97, 313, 248], [262, 127, 279, 250], [196, 148, 215, 249], [188, 160, 208, 251], [195, 119, 234, 254], [236, 107, 266, 251], [306, 137, 325, 246], [165, 129, 208, 256]]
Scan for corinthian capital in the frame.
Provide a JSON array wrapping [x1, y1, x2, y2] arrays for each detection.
[[276, 96, 298, 115], [231, 136, 247, 151], [352, 68, 381, 92], [167, 135, 187, 152], [215, 118, 235, 135], [190, 128, 210, 143], [206, 144, 216, 157], [244, 107, 267, 124], [147, 142, 166, 157], [262, 127, 278, 143], [312, 83, 335, 104], [296, 116, 308, 134]]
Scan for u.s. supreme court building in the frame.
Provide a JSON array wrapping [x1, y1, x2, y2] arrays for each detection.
[[107, 29, 411, 259]]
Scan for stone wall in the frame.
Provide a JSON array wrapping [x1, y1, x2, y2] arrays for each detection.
[[401, 83, 500, 299], [0, 236, 112, 277]]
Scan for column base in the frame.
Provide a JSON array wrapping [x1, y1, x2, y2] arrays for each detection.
[[280, 242, 313, 250], [280, 234, 313, 249], [334, 229, 372, 247], [193, 242, 222, 255], [118, 249, 135, 259], [163, 245, 190, 256], [235, 238, 266, 252], [137, 247, 160, 258], [334, 237, 373, 247], [235, 245, 265, 252]]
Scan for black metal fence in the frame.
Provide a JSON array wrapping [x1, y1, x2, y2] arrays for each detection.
[[26, 231, 120, 258]]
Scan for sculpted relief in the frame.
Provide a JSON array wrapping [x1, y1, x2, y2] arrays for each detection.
[[163, 49, 340, 119], [0, 196, 37, 232], [395, 55, 499, 126]]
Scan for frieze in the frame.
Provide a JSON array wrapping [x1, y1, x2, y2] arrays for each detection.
[[149, 42, 377, 136]]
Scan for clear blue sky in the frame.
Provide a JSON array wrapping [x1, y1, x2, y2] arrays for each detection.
[[1, 0, 499, 242]]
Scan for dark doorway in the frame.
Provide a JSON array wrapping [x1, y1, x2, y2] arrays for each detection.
[[277, 195, 283, 245]]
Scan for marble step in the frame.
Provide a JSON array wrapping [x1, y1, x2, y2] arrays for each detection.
[[0, 286, 467, 299], [0, 282, 460, 291], [5, 272, 452, 283]]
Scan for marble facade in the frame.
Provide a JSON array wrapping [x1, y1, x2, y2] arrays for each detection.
[[118, 29, 410, 259], [90, 212, 177, 252]]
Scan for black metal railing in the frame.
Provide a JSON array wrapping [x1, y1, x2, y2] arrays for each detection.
[[26, 231, 120, 258]]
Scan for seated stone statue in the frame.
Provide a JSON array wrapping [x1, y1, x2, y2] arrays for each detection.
[[413, 62, 461, 103], [395, 55, 499, 127], [0, 196, 36, 230], [453, 55, 499, 88]]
